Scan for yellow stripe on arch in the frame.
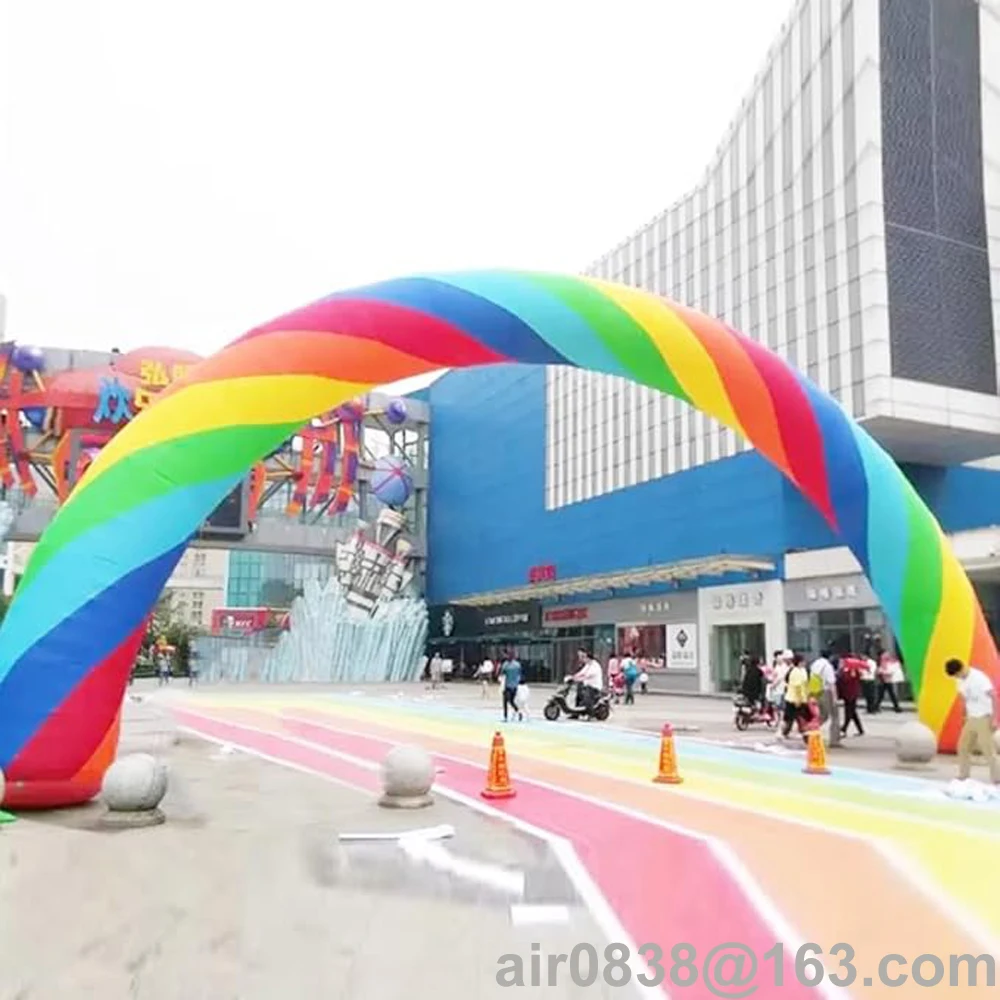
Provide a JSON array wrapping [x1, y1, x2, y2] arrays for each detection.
[[917, 536, 974, 732], [67, 373, 371, 506], [584, 278, 744, 435]]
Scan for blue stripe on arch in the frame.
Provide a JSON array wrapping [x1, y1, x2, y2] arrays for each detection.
[[326, 276, 571, 366], [0, 542, 187, 767], [848, 422, 910, 630], [0, 474, 241, 683], [423, 271, 636, 378], [792, 375, 871, 575]]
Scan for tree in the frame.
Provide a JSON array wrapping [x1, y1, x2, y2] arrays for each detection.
[[140, 591, 199, 675]]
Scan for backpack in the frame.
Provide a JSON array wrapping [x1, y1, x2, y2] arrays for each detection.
[[807, 669, 824, 697], [623, 659, 638, 683]]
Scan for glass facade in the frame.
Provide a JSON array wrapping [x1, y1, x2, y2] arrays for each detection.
[[786, 608, 889, 660], [226, 550, 334, 608]]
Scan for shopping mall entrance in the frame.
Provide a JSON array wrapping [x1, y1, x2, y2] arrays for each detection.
[[712, 623, 765, 692]]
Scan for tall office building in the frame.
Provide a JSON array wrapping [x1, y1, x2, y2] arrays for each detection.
[[546, 0, 1000, 509]]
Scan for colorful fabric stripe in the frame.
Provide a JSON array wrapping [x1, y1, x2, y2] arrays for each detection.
[[0, 271, 995, 808]]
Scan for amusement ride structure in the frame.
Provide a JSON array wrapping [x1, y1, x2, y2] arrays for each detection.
[[0, 341, 423, 611]]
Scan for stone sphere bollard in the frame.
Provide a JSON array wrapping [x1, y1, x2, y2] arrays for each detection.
[[894, 720, 937, 767], [99, 753, 169, 828], [379, 745, 434, 809]]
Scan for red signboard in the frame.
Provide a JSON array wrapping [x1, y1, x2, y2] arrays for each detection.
[[211, 608, 273, 633], [544, 607, 589, 623], [529, 564, 557, 584]]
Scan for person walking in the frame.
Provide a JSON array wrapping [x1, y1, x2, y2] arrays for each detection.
[[781, 654, 809, 739], [429, 652, 444, 690], [945, 658, 999, 784], [838, 654, 865, 737], [477, 657, 495, 698], [499, 651, 522, 722], [861, 655, 878, 713], [810, 649, 841, 748], [621, 650, 638, 706], [876, 651, 903, 712]]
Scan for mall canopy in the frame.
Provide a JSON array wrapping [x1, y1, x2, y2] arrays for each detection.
[[450, 554, 776, 606]]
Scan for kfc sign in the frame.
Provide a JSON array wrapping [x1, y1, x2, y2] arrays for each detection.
[[529, 564, 557, 584], [544, 607, 589, 623], [211, 607, 272, 633]]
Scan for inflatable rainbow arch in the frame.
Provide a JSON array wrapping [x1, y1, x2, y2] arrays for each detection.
[[0, 272, 996, 807]]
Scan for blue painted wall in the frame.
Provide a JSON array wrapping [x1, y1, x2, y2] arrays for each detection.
[[426, 367, 1000, 603]]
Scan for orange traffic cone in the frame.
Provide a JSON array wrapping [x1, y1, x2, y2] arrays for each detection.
[[481, 730, 517, 799], [803, 726, 831, 775], [653, 722, 683, 784]]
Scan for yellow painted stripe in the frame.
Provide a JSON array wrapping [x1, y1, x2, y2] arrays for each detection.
[[583, 277, 744, 434], [68, 374, 369, 506], [190, 692, 1000, 934], [918, 537, 975, 731]]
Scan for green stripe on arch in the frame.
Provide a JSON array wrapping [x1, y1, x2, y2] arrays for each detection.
[[898, 492, 942, 695], [18, 421, 302, 592], [518, 272, 691, 403]]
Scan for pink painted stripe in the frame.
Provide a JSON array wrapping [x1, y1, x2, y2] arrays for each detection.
[[271, 710, 814, 999], [173, 709, 381, 794]]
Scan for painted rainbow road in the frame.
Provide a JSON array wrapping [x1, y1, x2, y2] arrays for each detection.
[[3, 271, 999, 809], [169, 688, 1000, 998]]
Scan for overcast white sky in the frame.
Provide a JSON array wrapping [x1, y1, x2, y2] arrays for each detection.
[[0, 0, 792, 376]]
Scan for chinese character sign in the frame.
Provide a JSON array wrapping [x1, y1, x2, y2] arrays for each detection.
[[93, 377, 134, 425]]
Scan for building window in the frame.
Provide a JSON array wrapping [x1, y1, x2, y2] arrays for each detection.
[[194, 552, 207, 576]]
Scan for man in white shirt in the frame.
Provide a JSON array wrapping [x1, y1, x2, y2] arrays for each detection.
[[945, 658, 999, 783], [572, 649, 604, 714], [810, 651, 841, 748]]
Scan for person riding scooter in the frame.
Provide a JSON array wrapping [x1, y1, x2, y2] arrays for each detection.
[[571, 648, 604, 715]]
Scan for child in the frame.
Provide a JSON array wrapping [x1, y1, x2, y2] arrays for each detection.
[[477, 659, 494, 699], [611, 670, 626, 704], [514, 682, 530, 721], [638, 668, 649, 694]]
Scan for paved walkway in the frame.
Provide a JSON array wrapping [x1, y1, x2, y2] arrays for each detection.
[[159, 683, 1000, 998]]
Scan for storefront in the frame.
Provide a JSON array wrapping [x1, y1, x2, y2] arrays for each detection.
[[541, 592, 701, 692], [783, 574, 889, 660], [697, 580, 786, 692], [426, 600, 549, 680]]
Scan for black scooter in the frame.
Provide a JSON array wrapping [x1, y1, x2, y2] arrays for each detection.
[[543, 678, 611, 722]]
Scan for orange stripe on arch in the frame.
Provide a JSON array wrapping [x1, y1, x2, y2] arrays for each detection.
[[671, 304, 792, 478], [158, 330, 439, 404], [72, 706, 122, 788]]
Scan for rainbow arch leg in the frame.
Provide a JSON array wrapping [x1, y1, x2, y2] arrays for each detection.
[[0, 272, 996, 808]]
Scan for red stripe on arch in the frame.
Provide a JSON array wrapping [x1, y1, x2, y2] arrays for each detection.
[[671, 305, 792, 478], [6, 622, 144, 783], [159, 330, 441, 399], [730, 330, 835, 526], [235, 298, 507, 369]]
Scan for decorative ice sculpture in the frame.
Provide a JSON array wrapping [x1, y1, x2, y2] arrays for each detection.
[[261, 577, 427, 683], [0, 500, 16, 541], [191, 577, 426, 684]]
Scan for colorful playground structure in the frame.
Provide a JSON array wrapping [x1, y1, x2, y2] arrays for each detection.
[[0, 272, 998, 809]]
